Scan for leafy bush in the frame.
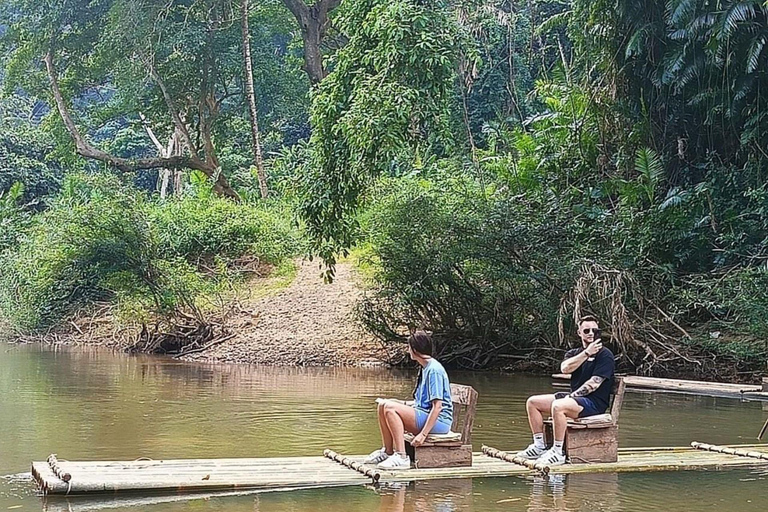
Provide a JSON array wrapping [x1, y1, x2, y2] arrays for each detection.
[[358, 173, 578, 367], [0, 174, 181, 331], [149, 195, 303, 265], [0, 173, 303, 333]]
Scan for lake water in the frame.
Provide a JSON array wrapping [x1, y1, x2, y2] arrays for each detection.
[[0, 343, 766, 511]]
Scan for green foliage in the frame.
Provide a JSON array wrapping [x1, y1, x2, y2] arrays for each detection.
[[0, 128, 65, 203], [0, 173, 302, 333], [299, 0, 460, 274], [0, 173, 178, 331], [150, 195, 303, 265], [359, 171, 578, 366]]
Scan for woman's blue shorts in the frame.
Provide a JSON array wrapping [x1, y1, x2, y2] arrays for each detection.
[[414, 408, 452, 434]]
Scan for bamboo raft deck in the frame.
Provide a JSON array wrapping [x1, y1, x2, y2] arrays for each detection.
[[32, 443, 768, 496], [552, 374, 768, 400]]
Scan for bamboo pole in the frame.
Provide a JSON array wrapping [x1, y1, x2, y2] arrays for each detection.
[[691, 442, 768, 460], [47, 454, 72, 482], [323, 450, 381, 482], [481, 445, 550, 474], [758, 418, 768, 440]]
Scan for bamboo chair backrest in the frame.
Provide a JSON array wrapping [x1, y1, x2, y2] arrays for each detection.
[[449, 383, 479, 444], [609, 377, 626, 425]]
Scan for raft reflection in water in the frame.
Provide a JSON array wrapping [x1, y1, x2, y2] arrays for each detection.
[[373, 472, 620, 512], [376, 479, 473, 512], [526, 473, 620, 512]]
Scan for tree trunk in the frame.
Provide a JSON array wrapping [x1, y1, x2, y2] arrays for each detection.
[[241, 0, 268, 199], [281, 0, 341, 85]]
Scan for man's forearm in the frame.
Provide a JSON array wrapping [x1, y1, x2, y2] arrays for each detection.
[[560, 350, 588, 373], [569, 376, 605, 398]]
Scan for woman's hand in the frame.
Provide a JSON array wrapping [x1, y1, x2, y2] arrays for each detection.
[[411, 432, 427, 447]]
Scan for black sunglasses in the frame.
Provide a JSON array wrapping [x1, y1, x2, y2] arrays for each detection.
[[582, 328, 599, 334]]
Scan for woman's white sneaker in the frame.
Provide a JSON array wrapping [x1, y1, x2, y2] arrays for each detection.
[[377, 453, 411, 470], [363, 448, 390, 464]]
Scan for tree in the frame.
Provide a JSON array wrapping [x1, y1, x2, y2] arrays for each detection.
[[241, 0, 269, 199], [280, 0, 342, 84], [299, 0, 460, 274], [2, 0, 247, 199]]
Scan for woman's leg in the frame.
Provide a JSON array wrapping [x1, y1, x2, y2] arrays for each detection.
[[377, 402, 394, 454], [382, 401, 419, 454]]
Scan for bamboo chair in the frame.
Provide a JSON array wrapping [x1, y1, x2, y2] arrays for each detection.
[[404, 383, 478, 468]]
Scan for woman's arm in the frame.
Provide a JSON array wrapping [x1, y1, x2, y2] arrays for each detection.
[[411, 399, 442, 447]]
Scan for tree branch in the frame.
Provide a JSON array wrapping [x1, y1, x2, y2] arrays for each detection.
[[44, 51, 193, 172], [146, 62, 200, 163], [45, 51, 240, 199], [280, 0, 308, 20]]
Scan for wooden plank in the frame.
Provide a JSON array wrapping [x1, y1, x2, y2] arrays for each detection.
[[552, 374, 762, 398], [408, 444, 472, 469], [610, 378, 626, 424]]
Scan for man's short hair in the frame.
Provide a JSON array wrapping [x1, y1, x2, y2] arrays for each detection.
[[578, 315, 599, 326]]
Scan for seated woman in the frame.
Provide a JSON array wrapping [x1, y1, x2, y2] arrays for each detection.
[[364, 330, 453, 469]]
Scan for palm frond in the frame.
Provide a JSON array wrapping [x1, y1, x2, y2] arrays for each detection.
[[659, 187, 689, 210], [746, 32, 767, 72], [721, 1, 759, 40], [667, 0, 699, 25]]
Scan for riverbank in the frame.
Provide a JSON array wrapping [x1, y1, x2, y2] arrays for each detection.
[[7, 260, 391, 367], [181, 260, 389, 366]]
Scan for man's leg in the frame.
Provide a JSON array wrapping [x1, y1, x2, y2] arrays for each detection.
[[551, 397, 583, 451], [517, 394, 556, 458], [526, 394, 556, 435]]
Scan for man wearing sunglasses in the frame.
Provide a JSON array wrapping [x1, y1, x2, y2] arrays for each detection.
[[515, 315, 615, 466]]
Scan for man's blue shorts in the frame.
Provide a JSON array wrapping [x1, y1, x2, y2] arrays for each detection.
[[414, 408, 452, 434], [573, 396, 604, 418]]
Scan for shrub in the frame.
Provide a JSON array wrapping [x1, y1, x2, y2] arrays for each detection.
[[358, 174, 577, 367], [149, 195, 303, 265], [0, 173, 303, 333]]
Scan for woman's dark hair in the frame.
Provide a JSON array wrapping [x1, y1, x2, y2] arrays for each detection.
[[408, 330, 433, 357]]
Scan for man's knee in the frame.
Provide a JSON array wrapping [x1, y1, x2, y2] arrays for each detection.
[[527, 394, 553, 410], [552, 398, 580, 418], [551, 398, 570, 414]]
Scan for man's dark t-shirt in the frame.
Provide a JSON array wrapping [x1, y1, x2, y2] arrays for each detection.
[[564, 346, 616, 412]]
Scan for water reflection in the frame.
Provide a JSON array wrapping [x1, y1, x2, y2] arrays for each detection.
[[525, 473, 619, 512], [375, 480, 473, 512]]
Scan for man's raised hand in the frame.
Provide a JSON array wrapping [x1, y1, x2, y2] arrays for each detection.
[[585, 341, 602, 356]]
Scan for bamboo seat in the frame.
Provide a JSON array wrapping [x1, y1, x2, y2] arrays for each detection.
[[404, 431, 463, 444], [544, 377, 626, 463], [404, 383, 478, 468]]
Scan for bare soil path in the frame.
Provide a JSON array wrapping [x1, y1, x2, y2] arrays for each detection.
[[184, 260, 388, 366]]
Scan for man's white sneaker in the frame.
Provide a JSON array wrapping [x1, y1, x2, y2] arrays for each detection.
[[363, 448, 390, 464], [376, 453, 411, 470], [516, 443, 547, 460], [535, 447, 566, 466]]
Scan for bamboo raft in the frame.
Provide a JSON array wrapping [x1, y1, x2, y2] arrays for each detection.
[[552, 374, 768, 400], [32, 443, 768, 496]]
